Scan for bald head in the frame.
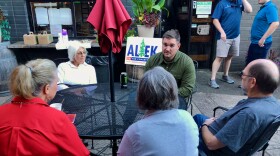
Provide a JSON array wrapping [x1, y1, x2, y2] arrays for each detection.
[[246, 59, 279, 94]]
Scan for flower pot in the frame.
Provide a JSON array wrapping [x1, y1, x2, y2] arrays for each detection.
[[137, 25, 155, 38]]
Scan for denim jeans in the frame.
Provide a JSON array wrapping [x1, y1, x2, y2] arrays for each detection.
[[178, 95, 188, 110], [193, 114, 211, 155], [193, 114, 209, 128]]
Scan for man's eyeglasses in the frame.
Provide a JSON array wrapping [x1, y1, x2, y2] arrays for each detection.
[[240, 71, 254, 78]]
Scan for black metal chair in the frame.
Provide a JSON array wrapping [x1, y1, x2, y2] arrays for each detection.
[[86, 55, 114, 83], [212, 107, 280, 156], [247, 115, 280, 156], [53, 58, 69, 66], [185, 60, 198, 115]]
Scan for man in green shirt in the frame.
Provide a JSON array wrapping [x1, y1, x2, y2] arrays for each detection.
[[145, 29, 196, 109]]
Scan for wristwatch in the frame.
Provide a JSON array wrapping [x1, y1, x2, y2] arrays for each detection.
[[201, 124, 208, 128]]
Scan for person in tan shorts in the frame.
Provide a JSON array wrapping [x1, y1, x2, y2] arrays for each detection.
[[209, 0, 252, 89], [210, 35, 240, 88]]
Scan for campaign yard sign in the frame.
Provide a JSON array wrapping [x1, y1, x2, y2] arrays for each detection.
[[125, 37, 162, 66]]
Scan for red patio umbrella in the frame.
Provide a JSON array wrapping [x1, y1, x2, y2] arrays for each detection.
[[87, 0, 132, 102]]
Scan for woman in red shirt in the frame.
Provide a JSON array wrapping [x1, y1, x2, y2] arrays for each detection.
[[0, 59, 90, 156]]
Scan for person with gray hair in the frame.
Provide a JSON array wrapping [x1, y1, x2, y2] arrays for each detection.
[[145, 29, 196, 110], [57, 41, 97, 90], [194, 59, 280, 155], [0, 59, 89, 155], [118, 66, 199, 156]]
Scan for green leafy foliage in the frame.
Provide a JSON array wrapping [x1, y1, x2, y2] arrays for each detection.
[[132, 0, 168, 27], [0, 9, 11, 41], [0, 19, 11, 41]]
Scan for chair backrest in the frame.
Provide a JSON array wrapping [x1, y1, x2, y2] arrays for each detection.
[[53, 58, 69, 66], [248, 115, 280, 155], [192, 60, 198, 93], [86, 55, 110, 83]]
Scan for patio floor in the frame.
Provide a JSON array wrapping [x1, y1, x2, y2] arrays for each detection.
[[1, 69, 279, 155]]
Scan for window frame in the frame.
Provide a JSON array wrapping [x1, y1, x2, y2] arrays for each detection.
[[26, 0, 96, 39]]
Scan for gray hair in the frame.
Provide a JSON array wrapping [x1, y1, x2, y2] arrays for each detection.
[[162, 29, 180, 42], [137, 66, 179, 110], [67, 41, 88, 61], [9, 59, 57, 99]]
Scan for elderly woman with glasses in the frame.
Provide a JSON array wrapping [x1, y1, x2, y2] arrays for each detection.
[[0, 59, 89, 155], [57, 41, 97, 90], [118, 66, 199, 156]]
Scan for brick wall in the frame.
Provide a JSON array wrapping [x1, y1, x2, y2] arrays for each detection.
[[231, 0, 280, 71]]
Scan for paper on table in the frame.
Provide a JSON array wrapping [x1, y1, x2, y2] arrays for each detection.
[[66, 114, 76, 123], [50, 103, 62, 111]]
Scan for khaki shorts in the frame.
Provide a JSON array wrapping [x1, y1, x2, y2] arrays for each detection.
[[216, 35, 240, 57]]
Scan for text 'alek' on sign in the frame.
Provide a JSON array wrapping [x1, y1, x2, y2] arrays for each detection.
[[125, 37, 162, 66]]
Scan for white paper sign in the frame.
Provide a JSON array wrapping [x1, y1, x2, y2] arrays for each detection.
[[197, 25, 210, 35], [50, 24, 62, 37], [196, 1, 212, 15], [48, 8, 61, 25], [125, 37, 162, 66], [35, 7, 49, 25], [60, 8, 72, 25]]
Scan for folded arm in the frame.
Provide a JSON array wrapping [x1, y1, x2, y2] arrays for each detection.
[[201, 118, 225, 150]]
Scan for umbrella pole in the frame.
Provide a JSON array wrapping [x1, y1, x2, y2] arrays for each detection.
[[108, 48, 115, 102]]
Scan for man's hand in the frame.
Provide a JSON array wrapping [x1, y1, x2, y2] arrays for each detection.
[[258, 38, 265, 47], [220, 32, 227, 42], [203, 117, 216, 126]]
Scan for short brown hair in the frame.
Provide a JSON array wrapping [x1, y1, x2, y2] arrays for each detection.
[[162, 29, 180, 42]]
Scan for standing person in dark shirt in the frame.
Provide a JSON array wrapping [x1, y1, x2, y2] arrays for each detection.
[[245, 0, 279, 65]]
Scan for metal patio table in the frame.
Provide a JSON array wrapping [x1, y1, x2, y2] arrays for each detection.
[[51, 83, 143, 156]]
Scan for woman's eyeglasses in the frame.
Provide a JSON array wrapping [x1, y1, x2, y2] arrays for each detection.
[[77, 51, 87, 55]]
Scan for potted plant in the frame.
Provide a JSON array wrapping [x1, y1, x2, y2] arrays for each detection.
[[0, 9, 11, 42], [132, 0, 168, 37]]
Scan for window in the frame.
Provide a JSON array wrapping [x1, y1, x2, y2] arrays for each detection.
[[27, 0, 96, 38]]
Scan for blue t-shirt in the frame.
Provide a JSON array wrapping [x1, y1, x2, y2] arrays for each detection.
[[212, 0, 243, 39], [207, 96, 280, 155], [251, 1, 279, 44]]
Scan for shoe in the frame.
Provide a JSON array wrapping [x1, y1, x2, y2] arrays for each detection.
[[238, 85, 242, 88], [209, 79, 219, 89], [221, 75, 234, 84]]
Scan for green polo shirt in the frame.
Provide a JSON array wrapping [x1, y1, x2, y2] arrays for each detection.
[[145, 51, 196, 98]]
